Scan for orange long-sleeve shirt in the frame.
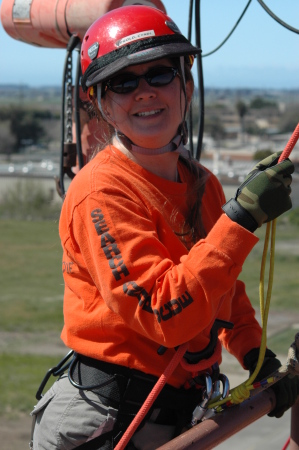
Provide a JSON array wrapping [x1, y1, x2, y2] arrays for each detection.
[[59, 145, 262, 388]]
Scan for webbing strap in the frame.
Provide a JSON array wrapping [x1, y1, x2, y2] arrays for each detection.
[[73, 430, 113, 450]]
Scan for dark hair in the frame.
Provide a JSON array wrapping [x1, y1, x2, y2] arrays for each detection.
[[175, 156, 208, 248], [171, 57, 208, 246]]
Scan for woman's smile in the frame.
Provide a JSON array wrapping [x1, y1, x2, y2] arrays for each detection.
[[134, 109, 163, 118]]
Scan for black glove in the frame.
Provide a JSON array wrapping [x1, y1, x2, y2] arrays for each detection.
[[244, 347, 299, 418], [222, 152, 294, 232]]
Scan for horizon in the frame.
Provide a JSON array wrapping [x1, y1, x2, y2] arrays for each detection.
[[1, 83, 299, 92]]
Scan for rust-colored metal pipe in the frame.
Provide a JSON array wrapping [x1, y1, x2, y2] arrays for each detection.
[[290, 397, 299, 450], [0, 0, 166, 48], [157, 389, 276, 450]]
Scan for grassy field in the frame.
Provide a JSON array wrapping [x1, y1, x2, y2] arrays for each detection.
[[0, 219, 64, 418], [239, 220, 299, 311], [0, 219, 63, 332], [0, 215, 298, 420]]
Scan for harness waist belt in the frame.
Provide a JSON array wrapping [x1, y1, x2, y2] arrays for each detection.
[[69, 353, 206, 414]]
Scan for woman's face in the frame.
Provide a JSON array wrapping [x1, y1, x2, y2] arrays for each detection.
[[101, 58, 193, 148]]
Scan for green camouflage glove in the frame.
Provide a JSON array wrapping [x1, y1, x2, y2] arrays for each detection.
[[244, 348, 299, 418], [222, 152, 294, 232]]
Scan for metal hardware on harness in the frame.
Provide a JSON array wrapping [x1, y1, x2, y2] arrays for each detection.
[[221, 373, 230, 396], [190, 373, 213, 426], [204, 373, 230, 420], [35, 350, 74, 400], [184, 319, 233, 364], [213, 373, 230, 401], [157, 319, 234, 363]]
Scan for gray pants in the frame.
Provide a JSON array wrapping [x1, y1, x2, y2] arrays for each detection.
[[31, 374, 175, 449], [31, 374, 118, 449]]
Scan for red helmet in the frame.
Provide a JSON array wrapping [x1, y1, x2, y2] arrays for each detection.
[[80, 5, 200, 91]]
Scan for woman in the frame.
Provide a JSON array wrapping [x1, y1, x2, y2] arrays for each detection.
[[31, 5, 298, 450]]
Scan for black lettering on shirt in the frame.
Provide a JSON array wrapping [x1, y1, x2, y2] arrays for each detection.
[[123, 281, 153, 313], [91, 209, 130, 281], [110, 259, 130, 281], [168, 299, 183, 315], [178, 291, 194, 308], [102, 242, 121, 260], [62, 261, 74, 274], [157, 303, 173, 322], [91, 209, 109, 235], [153, 291, 194, 323]]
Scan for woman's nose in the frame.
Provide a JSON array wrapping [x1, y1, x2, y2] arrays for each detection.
[[134, 78, 157, 100]]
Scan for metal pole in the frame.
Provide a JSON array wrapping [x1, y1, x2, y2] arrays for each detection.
[[290, 397, 299, 450], [157, 389, 276, 450]]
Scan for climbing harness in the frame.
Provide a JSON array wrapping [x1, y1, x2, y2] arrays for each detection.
[[113, 321, 234, 449]]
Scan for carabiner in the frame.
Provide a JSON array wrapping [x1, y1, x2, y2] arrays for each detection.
[[204, 372, 230, 419], [190, 373, 213, 426]]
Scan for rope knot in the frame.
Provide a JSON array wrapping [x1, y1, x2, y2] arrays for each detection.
[[231, 383, 250, 404]]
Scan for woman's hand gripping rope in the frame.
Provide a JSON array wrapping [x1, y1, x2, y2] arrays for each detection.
[[242, 334, 299, 418], [208, 123, 299, 416]]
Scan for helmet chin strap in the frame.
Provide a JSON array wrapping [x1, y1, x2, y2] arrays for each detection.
[[115, 131, 190, 158]]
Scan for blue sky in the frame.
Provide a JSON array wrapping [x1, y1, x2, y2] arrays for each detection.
[[0, 0, 298, 89]]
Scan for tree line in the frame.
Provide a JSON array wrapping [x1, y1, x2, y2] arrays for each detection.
[[0, 107, 60, 157], [1, 94, 299, 159]]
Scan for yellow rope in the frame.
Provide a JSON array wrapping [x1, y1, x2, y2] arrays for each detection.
[[208, 219, 277, 410]]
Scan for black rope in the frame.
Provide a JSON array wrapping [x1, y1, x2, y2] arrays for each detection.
[[187, 0, 194, 157], [74, 48, 84, 170], [195, 0, 204, 161], [187, 0, 194, 41], [202, 0, 253, 57], [59, 50, 69, 198], [257, 0, 299, 35]]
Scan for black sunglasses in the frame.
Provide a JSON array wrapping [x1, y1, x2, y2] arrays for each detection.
[[104, 66, 179, 94]]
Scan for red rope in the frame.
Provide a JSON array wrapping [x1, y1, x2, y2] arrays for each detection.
[[279, 122, 299, 162], [114, 343, 189, 450], [282, 436, 290, 450]]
